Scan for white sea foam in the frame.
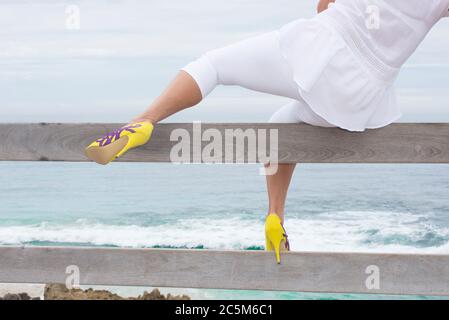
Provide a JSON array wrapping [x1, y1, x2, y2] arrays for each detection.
[[1, 211, 448, 253]]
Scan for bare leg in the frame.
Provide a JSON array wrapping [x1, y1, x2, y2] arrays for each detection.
[[265, 164, 296, 224], [130, 32, 307, 227], [132, 71, 202, 124], [132, 31, 300, 124]]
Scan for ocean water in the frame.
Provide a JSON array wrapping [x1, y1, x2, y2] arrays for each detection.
[[1, 161, 449, 300]]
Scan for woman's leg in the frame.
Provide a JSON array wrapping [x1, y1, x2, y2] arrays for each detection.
[[265, 99, 334, 223], [265, 101, 303, 223], [132, 30, 334, 226], [265, 164, 296, 224], [133, 31, 300, 123], [133, 71, 202, 123]]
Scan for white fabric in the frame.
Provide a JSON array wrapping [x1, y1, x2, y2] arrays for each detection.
[[183, 0, 448, 131], [182, 56, 217, 98], [278, 19, 401, 131], [269, 99, 336, 127], [182, 31, 335, 128], [317, 0, 449, 68], [277, 0, 449, 131]]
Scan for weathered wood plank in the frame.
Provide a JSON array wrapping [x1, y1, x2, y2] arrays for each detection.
[[0, 123, 449, 163], [0, 246, 449, 296]]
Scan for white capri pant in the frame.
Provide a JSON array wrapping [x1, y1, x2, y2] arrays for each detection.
[[182, 31, 334, 126]]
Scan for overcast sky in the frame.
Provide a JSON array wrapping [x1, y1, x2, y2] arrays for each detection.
[[1, 0, 448, 123]]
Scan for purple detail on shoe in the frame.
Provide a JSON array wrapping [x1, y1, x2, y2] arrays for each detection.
[[282, 225, 290, 251], [96, 124, 142, 147]]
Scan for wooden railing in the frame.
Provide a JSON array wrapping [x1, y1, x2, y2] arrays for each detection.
[[1, 123, 449, 163]]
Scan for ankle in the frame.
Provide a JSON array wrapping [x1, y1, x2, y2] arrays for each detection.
[[132, 116, 156, 125]]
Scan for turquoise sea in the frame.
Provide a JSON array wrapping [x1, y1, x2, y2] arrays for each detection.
[[1, 162, 449, 300]]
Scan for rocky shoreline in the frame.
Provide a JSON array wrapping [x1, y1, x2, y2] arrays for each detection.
[[0, 284, 190, 300], [0, 292, 40, 300]]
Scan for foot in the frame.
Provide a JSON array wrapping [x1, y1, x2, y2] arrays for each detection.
[[85, 121, 154, 165], [265, 213, 290, 264]]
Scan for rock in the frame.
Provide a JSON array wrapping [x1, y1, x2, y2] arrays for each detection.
[[43, 284, 190, 300], [3, 293, 20, 300], [44, 284, 123, 300], [0, 292, 39, 300], [135, 289, 190, 300], [18, 293, 32, 300], [138, 289, 164, 300]]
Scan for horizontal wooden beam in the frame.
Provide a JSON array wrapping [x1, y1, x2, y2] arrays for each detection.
[[1, 123, 449, 163], [1, 246, 449, 296]]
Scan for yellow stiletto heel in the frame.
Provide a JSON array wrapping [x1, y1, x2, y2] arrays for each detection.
[[85, 121, 154, 165], [265, 213, 290, 264], [265, 235, 273, 252]]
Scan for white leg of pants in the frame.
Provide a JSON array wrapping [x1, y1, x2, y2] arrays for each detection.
[[182, 31, 335, 127]]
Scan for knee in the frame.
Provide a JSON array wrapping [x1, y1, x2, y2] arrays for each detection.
[[269, 109, 287, 123], [201, 46, 239, 86], [269, 102, 302, 123], [182, 53, 218, 98]]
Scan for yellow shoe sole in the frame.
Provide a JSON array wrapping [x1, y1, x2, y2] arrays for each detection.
[[85, 136, 129, 165]]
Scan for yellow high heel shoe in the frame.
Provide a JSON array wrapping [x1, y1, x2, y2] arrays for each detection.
[[265, 213, 290, 264], [85, 121, 154, 165]]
